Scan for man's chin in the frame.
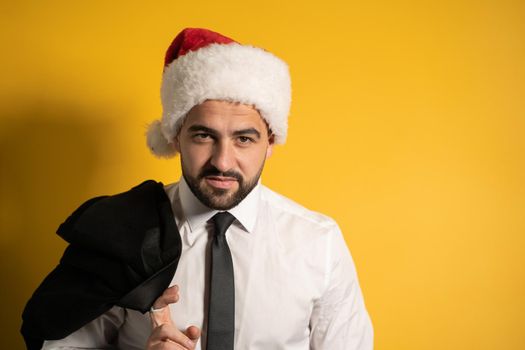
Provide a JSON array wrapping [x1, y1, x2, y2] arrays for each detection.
[[184, 172, 260, 210], [198, 184, 239, 210]]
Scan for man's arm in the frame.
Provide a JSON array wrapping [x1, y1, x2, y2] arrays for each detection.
[[309, 226, 374, 350], [41, 306, 125, 349], [41, 286, 200, 350]]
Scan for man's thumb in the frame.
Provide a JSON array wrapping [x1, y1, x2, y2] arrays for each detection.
[[149, 285, 179, 327]]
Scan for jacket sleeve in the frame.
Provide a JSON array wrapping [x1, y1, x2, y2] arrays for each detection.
[[309, 226, 374, 350]]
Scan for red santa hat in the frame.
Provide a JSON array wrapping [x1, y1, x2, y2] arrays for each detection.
[[146, 28, 292, 158]]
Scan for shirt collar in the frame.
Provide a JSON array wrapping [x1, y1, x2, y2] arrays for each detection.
[[178, 176, 260, 233]]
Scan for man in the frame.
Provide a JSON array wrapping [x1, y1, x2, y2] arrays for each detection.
[[22, 28, 373, 349]]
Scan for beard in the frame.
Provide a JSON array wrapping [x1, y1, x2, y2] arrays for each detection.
[[182, 161, 265, 210]]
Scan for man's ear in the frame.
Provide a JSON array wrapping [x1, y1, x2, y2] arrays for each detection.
[[173, 134, 181, 153], [265, 134, 275, 159]]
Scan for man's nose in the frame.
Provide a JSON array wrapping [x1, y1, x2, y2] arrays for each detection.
[[210, 142, 235, 172]]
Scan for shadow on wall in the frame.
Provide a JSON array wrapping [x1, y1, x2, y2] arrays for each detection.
[[0, 101, 114, 349]]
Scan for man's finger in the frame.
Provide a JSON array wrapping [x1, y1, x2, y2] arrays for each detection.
[[148, 324, 196, 349], [153, 285, 179, 309], [185, 326, 201, 342], [150, 285, 179, 327]]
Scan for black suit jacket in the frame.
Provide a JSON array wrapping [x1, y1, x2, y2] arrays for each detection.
[[21, 180, 182, 350]]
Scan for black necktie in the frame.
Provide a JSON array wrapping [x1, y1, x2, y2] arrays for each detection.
[[207, 212, 236, 350]]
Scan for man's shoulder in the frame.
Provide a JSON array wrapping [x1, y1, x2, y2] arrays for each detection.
[[259, 185, 339, 232]]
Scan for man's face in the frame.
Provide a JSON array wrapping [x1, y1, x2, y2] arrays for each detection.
[[174, 100, 274, 210]]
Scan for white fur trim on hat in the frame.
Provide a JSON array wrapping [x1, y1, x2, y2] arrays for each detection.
[[146, 42, 291, 158], [146, 120, 177, 157]]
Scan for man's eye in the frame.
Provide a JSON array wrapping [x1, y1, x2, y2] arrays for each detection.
[[194, 133, 211, 139], [238, 136, 254, 144]]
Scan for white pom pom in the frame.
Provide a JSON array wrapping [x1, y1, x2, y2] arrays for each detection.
[[146, 120, 177, 158]]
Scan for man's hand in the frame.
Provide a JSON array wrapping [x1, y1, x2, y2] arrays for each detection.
[[146, 285, 201, 349]]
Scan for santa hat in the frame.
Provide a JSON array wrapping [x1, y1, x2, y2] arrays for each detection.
[[146, 28, 292, 158]]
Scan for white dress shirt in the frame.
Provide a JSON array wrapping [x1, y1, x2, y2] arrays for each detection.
[[43, 179, 373, 349]]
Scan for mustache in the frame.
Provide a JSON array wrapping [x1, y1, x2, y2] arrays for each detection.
[[198, 167, 242, 182]]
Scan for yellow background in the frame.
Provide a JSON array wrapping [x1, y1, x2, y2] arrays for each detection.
[[1, 1, 524, 349]]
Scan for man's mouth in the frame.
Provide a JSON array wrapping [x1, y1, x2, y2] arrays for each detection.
[[204, 176, 238, 190]]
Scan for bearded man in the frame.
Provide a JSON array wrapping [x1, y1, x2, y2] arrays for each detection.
[[22, 28, 373, 350]]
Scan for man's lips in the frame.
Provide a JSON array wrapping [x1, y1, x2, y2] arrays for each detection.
[[204, 176, 238, 189]]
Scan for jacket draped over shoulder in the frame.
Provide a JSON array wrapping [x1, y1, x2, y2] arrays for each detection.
[[21, 180, 182, 350]]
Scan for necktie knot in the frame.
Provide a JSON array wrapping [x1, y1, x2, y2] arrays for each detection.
[[212, 212, 236, 238]]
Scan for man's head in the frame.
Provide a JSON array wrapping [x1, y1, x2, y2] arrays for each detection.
[[175, 100, 273, 210], [146, 28, 290, 209], [146, 28, 291, 158]]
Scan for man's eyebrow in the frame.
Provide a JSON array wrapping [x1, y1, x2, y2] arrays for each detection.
[[187, 125, 218, 135], [232, 128, 261, 139], [187, 125, 261, 139]]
